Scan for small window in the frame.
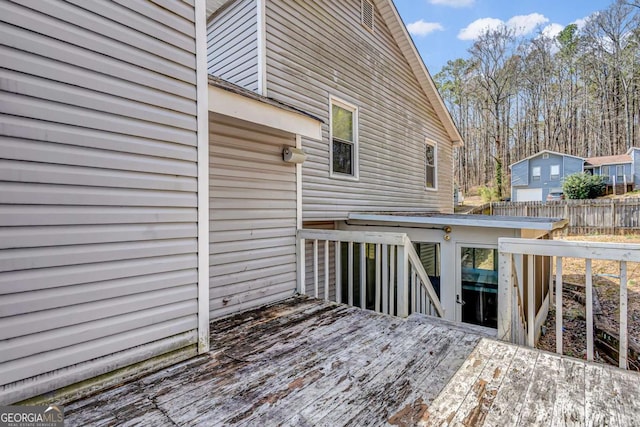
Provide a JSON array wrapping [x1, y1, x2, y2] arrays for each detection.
[[550, 164, 560, 180], [532, 166, 541, 181], [601, 165, 609, 176], [425, 141, 437, 189], [361, 0, 374, 32], [542, 153, 549, 159], [330, 97, 358, 178], [616, 165, 624, 180]]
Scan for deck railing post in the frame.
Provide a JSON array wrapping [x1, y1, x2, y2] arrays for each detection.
[[396, 244, 409, 317], [297, 236, 306, 295], [497, 249, 513, 341]]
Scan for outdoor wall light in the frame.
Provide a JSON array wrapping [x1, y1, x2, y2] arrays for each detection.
[[283, 146, 307, 164], [443, 226, 452, 233]]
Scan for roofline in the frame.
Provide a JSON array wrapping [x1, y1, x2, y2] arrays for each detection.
[[376, 0, 464, 146], [509, 150, 584, 169], [348, 213, 568, 231], [586, 161, 631, 166]]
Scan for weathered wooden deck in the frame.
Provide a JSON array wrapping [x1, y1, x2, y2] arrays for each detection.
[[65, 297, 640, 426]]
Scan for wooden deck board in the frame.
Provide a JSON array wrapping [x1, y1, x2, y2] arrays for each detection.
[[64, 297, 640, 427]]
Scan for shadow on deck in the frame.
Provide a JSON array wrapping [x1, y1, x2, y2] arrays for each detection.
[[65, 297, 640, 426]]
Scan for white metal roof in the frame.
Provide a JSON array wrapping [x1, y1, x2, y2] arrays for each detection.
[[348, 212, 568, 231]]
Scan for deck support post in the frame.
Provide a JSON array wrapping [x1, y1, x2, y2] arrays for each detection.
[[396, 244, 409, 317], [497, 250, 513, 341]]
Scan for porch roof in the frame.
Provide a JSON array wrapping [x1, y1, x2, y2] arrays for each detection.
[[348, 212, 568, 231]]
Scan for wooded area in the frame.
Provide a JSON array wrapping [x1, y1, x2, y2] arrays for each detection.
[[435, 0, 640, 195]]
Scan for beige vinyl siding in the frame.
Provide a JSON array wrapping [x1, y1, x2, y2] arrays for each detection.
[[209, 114, 297, 318], [207, 0, 259, 92], [265, 0, 454, 220], [0, 1, 199, 404]]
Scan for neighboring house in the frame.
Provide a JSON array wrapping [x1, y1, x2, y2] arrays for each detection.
[[509, 150, 584, 202], [510, 148, 640, 201], [0, 0, 560, 406], [585, 147, 640, 191]]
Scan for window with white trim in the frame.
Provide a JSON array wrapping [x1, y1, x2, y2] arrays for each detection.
[[550, 164, 560, 180], [616, 165, 624, 180], [532, 166, 541, 181], [425, 140, 437, 189], [330, 97, 358, 178]]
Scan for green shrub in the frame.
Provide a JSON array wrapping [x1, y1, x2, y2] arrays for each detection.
[[479, 186, 499, 202], [563, 173, 607, 199]]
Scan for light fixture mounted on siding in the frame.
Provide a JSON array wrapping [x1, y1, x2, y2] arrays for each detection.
[[361, 0, 374, 33], [283, 146, 307, 164]]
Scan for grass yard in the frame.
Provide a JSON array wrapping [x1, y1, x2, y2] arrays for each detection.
[[537, 234, 640, 366]]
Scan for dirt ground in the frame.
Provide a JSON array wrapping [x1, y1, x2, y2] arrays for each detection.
[[537, 234, 640, 366]]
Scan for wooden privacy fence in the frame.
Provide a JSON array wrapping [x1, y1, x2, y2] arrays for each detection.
[[474, 199, 640, 234]]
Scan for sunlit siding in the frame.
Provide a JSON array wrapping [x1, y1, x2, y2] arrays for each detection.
[[0, 0, 199, 404], [207, 0, 259, 92], [265, 0, 454, 220]]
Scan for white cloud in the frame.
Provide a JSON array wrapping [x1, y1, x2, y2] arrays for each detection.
[[541, 23, 564, 39], [429, 0, 475, 7], [506, 13, 549, 36], [458, 13, 550, 41], [406, 19, 444, 36], [571, 14, 594, 30], [457, 17, 504, 40]]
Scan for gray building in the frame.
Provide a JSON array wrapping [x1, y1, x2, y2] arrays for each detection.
[[509, 150, 584, 202]]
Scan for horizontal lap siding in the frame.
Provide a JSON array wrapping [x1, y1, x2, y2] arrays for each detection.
[[0, 0, 199, 403], [207, 0, 259, 92], [209, 114, 297, 319], [265, 0, 453, 221]]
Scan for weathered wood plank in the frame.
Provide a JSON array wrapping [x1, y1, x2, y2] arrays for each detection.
[[449, 341, 517, 427], [419, 338, 496, 426], [550, 357, 586, 427], [517, 351, 561, 426], [584, 363, 620, 427], [481, 345, 540, 426]]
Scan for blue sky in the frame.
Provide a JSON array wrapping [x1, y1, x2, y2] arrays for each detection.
[[394, 0, 614, 74]]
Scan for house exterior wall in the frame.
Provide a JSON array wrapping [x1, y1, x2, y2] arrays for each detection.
[[511, 153, 583, 201], [632, 148, 640, 189], [594, 162, 633, 184], [0, 1, 201, 404], [207, 0, 259, 92], [263, 0, 455, 221], [209, 114, 297, 319]]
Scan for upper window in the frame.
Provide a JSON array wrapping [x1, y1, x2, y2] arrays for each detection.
[[532, 166, 541, 181], [616, 165, 624, 179], [425, 141, 437, 190], [330, 97, 358, 178], [550, 164, 560, 180], [601, 165, 610, 176]]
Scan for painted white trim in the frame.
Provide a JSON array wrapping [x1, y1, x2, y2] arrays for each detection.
[[425, 138, 437, 192], [508, 149, 585, 169], [208, 85, 322, 139], [329, 95, 359, 181], [347, 213, 568, 231], [195, 0, 210, 354], [296, 135, 303, 228], [256, 0, 267, 95]]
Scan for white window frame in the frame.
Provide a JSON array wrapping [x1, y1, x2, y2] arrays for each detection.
[[550, 164, 560, 180], [532, 166, 541, 181], [425, 139, 437, 191], [616, 165, 625, 180], [329, 95, 359, 181]]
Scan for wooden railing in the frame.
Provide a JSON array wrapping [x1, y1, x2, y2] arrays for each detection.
[[498, 237, 640, 370], [297, 229, 444, 318]]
